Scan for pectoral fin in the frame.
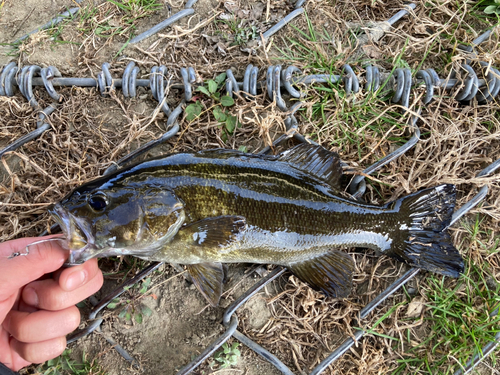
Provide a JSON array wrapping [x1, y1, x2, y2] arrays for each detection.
[[186, 262, 224, 306], [287, 250, 354, 298], [178, 215, 246, 247]]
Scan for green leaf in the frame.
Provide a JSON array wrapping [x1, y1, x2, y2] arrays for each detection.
[[142, 305, 153, 317], [185, 102, 202, 121], [215, 72, 227, 86], [108, 0, 128, 11], [208, 80, 218, 94], [125, 312, 131, 321], [220, 95, 234, 107], [197, 85, 210, 96], [484, 5, 500, 13], [107, 298, 121, 309], [76, 301, 86, 308], [119, 309, 127, 318], [238, 145, 247, 153], [135, 313, 143, 324], [213, 106, 227, 122], [225, 115, 237, 134]]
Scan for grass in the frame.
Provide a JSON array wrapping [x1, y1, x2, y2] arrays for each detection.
[[77, 0, 162, 40], [107, 0, 162, 15], [0, 4, 78, 56], [2, 0, 163, 56], [36, 349, 105, 375], [3, 0, 500, 374], [470, 0, 500, 22], [44, 12, 79, 47], [274, 12, 414, 159], [392, 217, 500, 374], [266, 6, 500, 373], [214, 17, 259, 46]]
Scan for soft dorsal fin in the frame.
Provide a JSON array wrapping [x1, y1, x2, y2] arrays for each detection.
[[278, 144, 343, 190], [286, 249, 354, 298]]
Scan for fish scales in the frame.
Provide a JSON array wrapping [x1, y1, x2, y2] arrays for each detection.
[[50, 144, 465, 305], [95, 156, 399, 260]]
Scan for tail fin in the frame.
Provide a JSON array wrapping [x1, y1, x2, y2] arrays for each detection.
[[386, 184, 464, 277]]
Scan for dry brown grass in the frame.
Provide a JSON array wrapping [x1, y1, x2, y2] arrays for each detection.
[[2, 0, 500, 374]]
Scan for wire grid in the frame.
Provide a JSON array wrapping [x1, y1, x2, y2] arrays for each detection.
[[1, 1, 499, 374]]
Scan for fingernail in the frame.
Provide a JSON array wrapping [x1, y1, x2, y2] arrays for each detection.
[[66, 270, 87, 291], [23, 287, 39, 306]]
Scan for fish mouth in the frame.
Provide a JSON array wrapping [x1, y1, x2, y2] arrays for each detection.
[[49, 203, 96, 265]]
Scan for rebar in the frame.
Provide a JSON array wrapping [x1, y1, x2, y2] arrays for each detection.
[[1, 53, 497, 151]]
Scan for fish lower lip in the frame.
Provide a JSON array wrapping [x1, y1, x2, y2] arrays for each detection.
[[49, 203, 96, 260]]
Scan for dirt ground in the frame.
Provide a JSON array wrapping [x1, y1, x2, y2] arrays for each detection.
[[1, 0, 500, 375]]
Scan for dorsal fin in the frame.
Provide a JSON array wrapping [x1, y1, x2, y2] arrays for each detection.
[[196, 148, 246, 159], [278, 144, 343, 190]]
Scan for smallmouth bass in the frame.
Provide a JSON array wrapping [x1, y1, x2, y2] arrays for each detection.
[[50, 144, 464, 305]]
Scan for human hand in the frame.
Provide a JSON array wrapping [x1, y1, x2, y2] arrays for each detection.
[[0, 236, 103, 371]]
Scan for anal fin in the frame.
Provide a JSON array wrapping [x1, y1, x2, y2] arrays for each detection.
[[186, 262, 224, 306], [287, 250, 354, 298]]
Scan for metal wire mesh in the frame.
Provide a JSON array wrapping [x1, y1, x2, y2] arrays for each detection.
[[1, 1, 499, 374]]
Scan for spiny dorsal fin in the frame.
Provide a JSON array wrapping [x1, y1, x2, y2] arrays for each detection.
[[278, 144, 343, 190], [287, 250, 354, 298], [186, 262, 224, 306], [196, 148, 246, 159]]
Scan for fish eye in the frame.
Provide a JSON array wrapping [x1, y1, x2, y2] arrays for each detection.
[[88, 194, 108, 211]]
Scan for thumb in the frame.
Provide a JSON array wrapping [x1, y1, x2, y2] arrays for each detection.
[[0, 237, 68, 303]]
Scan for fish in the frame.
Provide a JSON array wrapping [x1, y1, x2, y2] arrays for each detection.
[[49, 144, 464, 306]]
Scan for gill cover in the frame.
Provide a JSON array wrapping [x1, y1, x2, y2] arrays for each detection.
[[51, 185, 185, 264]]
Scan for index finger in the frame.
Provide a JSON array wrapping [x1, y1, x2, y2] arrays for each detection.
[[0, 236, 68, 302]]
